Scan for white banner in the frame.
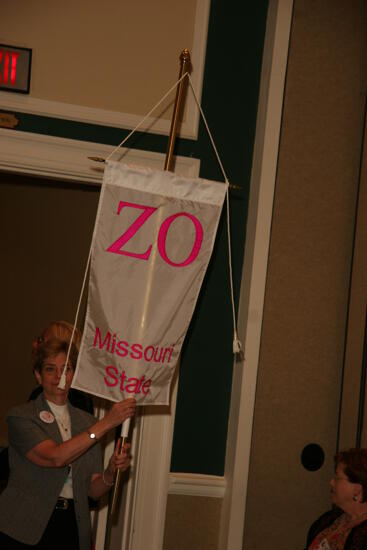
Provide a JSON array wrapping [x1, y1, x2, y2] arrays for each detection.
[[72, 161, 226, 405]]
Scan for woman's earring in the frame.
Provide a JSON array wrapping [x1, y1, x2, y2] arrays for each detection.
[[353, 495, 359, 502]]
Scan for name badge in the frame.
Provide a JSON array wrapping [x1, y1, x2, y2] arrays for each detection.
[[39, 410, 55, 424]]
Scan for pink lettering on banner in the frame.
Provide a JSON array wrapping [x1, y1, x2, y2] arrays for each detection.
[[115, 340, 128, 357], [143, 346, 155, 362], [107, 201, 157, 260], [130, 343, 143, 360], [94, 327, 111, 350], [104, 365, 119, 386], [106, 201, 204, 267], [93, 326, 174, 366], [157, 212, 204, 267], [104, 365, 152, 395], [153, 347, 163, 363], [164, 347, 174, 363]]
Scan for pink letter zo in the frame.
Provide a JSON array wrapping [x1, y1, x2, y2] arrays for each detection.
[[107, 202, 203, 266], [157, 212, 203, 267], [106, 201, 157, 260]]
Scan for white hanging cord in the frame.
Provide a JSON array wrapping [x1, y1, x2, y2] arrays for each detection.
[[187, 76, 229, 183], [225, 185, 242, 354], [187, 75, 242, 354], [105, 72, 189, 163], [58, 245, 93, 389]]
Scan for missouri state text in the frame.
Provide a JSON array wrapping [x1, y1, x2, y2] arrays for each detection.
[[93, 326, 175, 396]]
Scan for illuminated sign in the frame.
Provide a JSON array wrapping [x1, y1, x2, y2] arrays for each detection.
[[0, 44, 32, 94]]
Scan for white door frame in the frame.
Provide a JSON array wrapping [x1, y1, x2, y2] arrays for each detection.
[[219, 1, 294, 548]]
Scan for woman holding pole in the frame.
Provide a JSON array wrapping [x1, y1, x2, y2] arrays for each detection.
[[0, 335, 136, 550]]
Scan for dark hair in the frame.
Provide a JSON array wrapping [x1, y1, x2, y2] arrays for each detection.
[[33, 338, 78, 374], [335, 448, 367, 502]]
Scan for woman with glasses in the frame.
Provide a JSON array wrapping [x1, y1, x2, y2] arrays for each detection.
[[0, 336, 136, 550], [307, 448, 367, 549]]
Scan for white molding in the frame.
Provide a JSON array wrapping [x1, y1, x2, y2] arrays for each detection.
[[168, 473, 225, 498], [0, 0, 210, 140], [127, 373, 180, 550], [0, 128, 201, 183], [184, 0, 211, 138], [219, 1, 293, 549], [90, 400, 116, 550]]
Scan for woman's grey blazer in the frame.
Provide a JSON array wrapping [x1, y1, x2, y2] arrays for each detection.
[[0, 392, 102, 550]]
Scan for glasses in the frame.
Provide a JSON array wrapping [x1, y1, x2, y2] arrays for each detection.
[[43, 364, 73, 374]]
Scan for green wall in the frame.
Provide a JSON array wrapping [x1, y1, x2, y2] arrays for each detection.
[[171, 0, 269, 475]]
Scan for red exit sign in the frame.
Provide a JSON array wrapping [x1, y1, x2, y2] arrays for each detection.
[[0, 44, 32, 94]]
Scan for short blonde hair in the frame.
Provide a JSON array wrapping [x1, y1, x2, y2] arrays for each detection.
[[32, 321, 82, 361]]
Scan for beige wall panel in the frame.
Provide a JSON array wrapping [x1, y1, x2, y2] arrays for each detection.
[[0, 172, 99, 446], [1, 0, 198, 118], [243, 1, 367, 549], [339, 117, 367, 449], [163, 495, 222, 550]]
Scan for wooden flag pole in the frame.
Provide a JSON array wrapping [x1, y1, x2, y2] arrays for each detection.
[[109, 49, 191, 519], [164, 48, 191, 172], [109, 418, 131, 517]]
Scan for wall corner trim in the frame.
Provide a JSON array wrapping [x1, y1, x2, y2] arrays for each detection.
[[168, 473, 226, 498], [219, 0, 294, 548], [0, 128, 200, 183]]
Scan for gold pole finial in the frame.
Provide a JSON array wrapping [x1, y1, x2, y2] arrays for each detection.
[[180, 48, 190, 64], [164, 49, 191, 172]]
